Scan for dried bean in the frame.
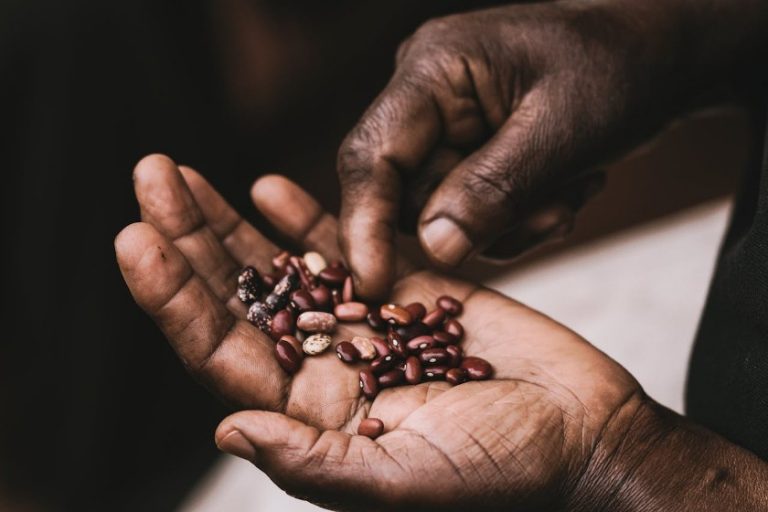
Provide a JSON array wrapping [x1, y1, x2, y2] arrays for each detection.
[[433, 331, 457, 346], [404, 356, 422, 384], [359, 369, 379, 399], [443, 319, 464, 341], [406, 335, 436, 352], [297, 311, 337, 333], [358, 418, 384, 439], [318, 266, 348, 286], [460, 357, 493, 380], [420, 348, 450, 366], [279, 335, 304, 359], [275, 339, 301, 374], [422, 308, 446, 329], [378, 369, 405, 388], [334, 302, 369, 322], [265, 273, 299, 312], [366, 310, 387, 332], [302, 333, 332, 355], [387, 330, 408, 358], [309, 284, 331, 310], [369, 337, 391, 357], [380, 304, 412, 326], [404, 302, 427, 322], [270, 309, 295, 341], [237, 266, 262, 304], [271, 251, 291, 270], [290, 289, 316, 313], [369, 355, 396, 375], [436, 295, 463, 316], [446, 345, 462, 368], [423, 365, 449, 380], [342, 276, 355, 303], [336, 341, 360, 364], [394, 322, 431, 342], [331, 288, 341, 307], [350, 336, 377, 361], [290, 255, 316, 289], [303, 251, 328, 276], [246, 301, 272, 334], [446, 367, 469, 385]]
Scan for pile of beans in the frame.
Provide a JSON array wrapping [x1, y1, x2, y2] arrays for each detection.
[[237, 250, 493, 439]]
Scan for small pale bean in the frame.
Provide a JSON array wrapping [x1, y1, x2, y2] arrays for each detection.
[[302, 333, 332, 355]]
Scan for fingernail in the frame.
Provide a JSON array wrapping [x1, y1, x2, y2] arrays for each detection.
[[217, 430, 256, 461], [420, 217, 473, 266]]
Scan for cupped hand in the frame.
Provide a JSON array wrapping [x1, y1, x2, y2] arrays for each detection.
[[337, 1, 693, 298], [116, 155, 646, 511]]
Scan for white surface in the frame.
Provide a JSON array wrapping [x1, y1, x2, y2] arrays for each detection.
[[180, 199, 731, 512]]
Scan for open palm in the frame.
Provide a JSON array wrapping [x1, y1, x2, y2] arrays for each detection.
[[116, 155, 645, 511]]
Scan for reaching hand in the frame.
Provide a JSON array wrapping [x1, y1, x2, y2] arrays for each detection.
[[116, 155, 649, 511]]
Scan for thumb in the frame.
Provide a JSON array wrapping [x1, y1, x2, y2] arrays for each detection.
[[417, 95, 565, 267], [215, 411, 401, 509]]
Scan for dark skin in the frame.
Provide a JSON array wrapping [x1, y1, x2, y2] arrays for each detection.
[[117, 155, 768, 511]]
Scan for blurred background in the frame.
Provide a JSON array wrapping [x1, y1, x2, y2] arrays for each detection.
[[0, 0, 757, 510]]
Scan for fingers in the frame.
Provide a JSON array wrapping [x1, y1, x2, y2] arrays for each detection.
[[115, 222, 287, 410], [216, 411, 401, 508], [337, 76, 442, 300]]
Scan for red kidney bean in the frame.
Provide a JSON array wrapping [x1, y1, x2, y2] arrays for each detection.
[[422, 308, 446, 329], [406, 335, 436, 352], [369, 337, 390, 357], [378, 369, 405, 388], [423, 365, 449, 380], [366, 310, 387, 332], [446, 367, 469, 385], [369, 354, 396, 375], [309, 284, 331, 310], [443, 319, 464, 341], [247, 301, 272, 334], [270, 309, 295, 341], [334, 302, 369, 322], [271, 250, 291, 270], [380, 304, 412, 326], [445, 345, 462, 368], [460, 357, 493, 380], [433, 331, 457, 346], [387, 330, 408, 358], [419, 348, 450, 366], [359, 369, 379, 399], [297, 311, 337, 333], [436, 295, 463, 316], [350, 336, 377, 360], [289, 255, 316, 289], [318, 266, 349, 286], [342, 276, 355, 303], [404, 302, 426, 322], [394, 322, 431, 342], [358, 418, 384, 439], [275, 339, 301, 374], [336, 341, 360, 364], [279, 335, 304, 359], [290, 289, 316, 313], [404, 356, 422, 384]]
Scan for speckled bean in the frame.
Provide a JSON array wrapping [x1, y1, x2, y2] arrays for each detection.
[[334, 302, 369, 322], [350, 336, 377, 361], [302, 333, 332, 355], [297, 311, 337, 333]]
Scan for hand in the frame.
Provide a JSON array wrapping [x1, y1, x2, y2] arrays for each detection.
[[116, 155, 647, 510], [336, 0, 761, 299]]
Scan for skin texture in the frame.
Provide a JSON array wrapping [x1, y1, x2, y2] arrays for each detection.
[[116, 155, 768, 511], [336, 0, 768, 299]]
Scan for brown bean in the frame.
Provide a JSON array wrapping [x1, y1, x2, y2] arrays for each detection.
[[445, 345, 462, 367], [318, 266, 349, 286], [309, 284, 331, 310], [331, 288, 341, 307], [443, 319, 464, 341], [433, 331, 458, 346], [359, 369, 379, 399], [369, 354, 397, 375], [334, 302, 369, 322], [289, 255, 316, 289], [380, 304, 413, 326], [350, 336, 377, 360], [302, 333, 332, 355], [394, 322, 431, 342], [387, 330, 408, 358], [422, 365, 449, 380], [366, 310, 388, 332], [419, 348, 450, 366], [358, 418, 384, 439], [404, 356, 423, 384], [369, 336, 391, 357], [406, 335, 436, 352], [342, 276, 355, 303], [275, 339, 301, 374], [422, 308, 446, 329], [290, 289, 316, 313], [436, 295, 463, 316], [279, 335, 304, 359], [404, 302, 427, 322], [460, 357, 493, 380], [265, 273, 300, 312], [297, 311, 337, 333], [336, 341, 360, 364], [270, 309, 295, 341], [446, 367, 469, 385], [378, 369, 405, 388], [271, 250, 291, 270]]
